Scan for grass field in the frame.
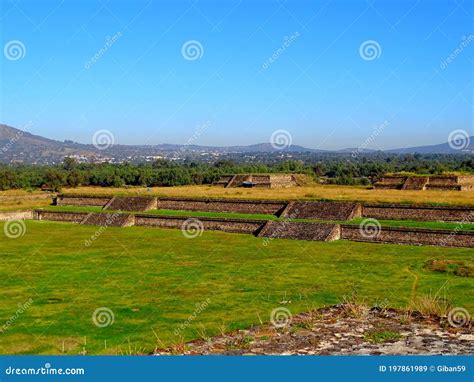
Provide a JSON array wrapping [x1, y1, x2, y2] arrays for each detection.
[[63, 185, 474, 206], [0, 221, 472, 355]]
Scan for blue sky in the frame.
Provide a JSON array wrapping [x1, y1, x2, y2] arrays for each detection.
[[0, 0, 472, 149]]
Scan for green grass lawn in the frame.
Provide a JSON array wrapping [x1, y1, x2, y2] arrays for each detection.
[[0, 221, 472, 355]]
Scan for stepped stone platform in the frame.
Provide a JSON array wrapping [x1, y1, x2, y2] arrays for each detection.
[[54, 195, 474, 223], [257, 221, 340, 241], [213, 174, 297, 188], [280, 201, 361, 220], [104, 196, 157, 212], [374, 175, 474, 191], [81, 212, 135, 227], [6, 209, 473, 248]]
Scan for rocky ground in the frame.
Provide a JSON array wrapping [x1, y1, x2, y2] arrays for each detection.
[[155, 304, 473, 355]]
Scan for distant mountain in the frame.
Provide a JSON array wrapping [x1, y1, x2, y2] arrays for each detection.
[[0, 124, 472, 164], [387, 136, 473, 154]]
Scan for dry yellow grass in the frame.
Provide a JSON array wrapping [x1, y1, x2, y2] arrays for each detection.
[[61, 184, 474, 206], [0, 184, 472, 210]]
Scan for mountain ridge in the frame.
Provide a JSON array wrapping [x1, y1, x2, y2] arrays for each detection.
[[0, 124, 472, 164]]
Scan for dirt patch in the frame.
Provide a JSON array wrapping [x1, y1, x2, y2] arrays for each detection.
[[155, 304, 473, 355], [424, 260, 474, 277]]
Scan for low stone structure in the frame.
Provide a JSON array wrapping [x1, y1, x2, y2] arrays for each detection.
[[257, 221, 340, 241], [213, 174, 297, 188], [104, 196, 157, 212], [362, 204, 474, 222], [341, 225, 474, 248], [24, 210, 474, 248], [54, 195, 111, 207], [54, 195, 474, 223], [0, 210, 34, 221], [81, 212, 135, 227], [280, 201, 361, 220], [135, 215, 265, 234], [157, 197, 287, 215], [374, 175, 474, 191]]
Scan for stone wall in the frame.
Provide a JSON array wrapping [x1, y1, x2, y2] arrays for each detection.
[[257, 221, 340, 241], [362, 204, 474, 222], [28, 209, 474, 248], [157, 198, 287, 215], [35, 210, 88, 223], [55, 195, 112, 207], [104, 196, 157, 212], [135, 215, 265, 234], [341, 225, 474, 248], [280, 201, 361, 220], [81, 213, 135, 227], [0, 210, 34, 221]]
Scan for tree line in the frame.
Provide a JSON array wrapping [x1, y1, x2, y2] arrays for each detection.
[[0, 154, 472, 191]]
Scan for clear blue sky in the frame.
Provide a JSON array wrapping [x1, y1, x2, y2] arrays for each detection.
[[0, 0, 472, 149]]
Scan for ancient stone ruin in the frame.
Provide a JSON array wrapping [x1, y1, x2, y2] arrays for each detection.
[[374, 175, 474, 191], [213, 174, 297, 188]]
